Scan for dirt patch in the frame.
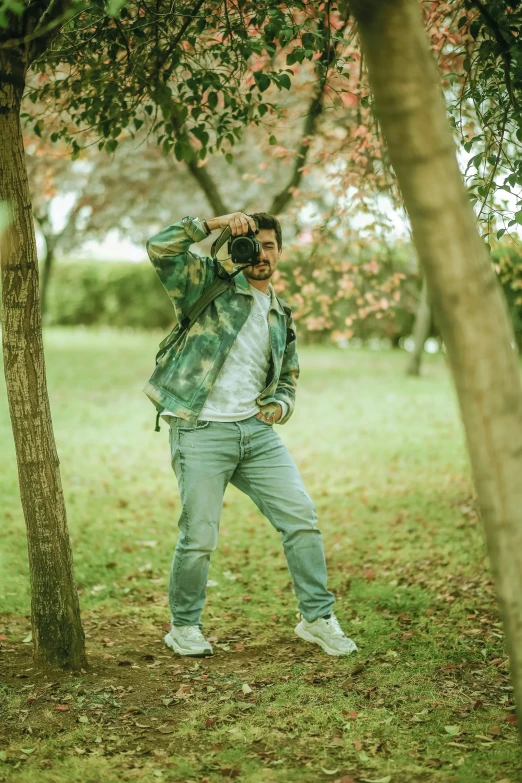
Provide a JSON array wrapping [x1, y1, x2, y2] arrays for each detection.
[[0, 611, 317, 765]]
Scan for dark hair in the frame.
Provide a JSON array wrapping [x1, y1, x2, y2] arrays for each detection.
[[250, 212, 282, 250]]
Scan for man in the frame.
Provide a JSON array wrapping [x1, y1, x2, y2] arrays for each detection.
[[144, 211, 357, 657]]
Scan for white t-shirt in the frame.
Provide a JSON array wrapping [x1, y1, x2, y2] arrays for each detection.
[[162, 283, 288, 422]]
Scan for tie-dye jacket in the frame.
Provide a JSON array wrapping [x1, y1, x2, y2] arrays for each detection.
[[142, 216, 299, 425]]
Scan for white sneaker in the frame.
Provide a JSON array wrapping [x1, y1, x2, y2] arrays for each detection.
[[295, 613, 358, 656], [164, 625, 213, 656]]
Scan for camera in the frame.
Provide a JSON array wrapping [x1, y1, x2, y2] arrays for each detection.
[[228, 219, 261, 266]]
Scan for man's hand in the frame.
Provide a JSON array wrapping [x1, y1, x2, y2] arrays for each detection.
[[206, 212, 257, 236], [256, 403, 283, 424]]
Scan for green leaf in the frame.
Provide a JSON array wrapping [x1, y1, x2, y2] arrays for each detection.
[[254, 72, 271, 92], [515, 210, 522, 225], [106, 0, 126, 16], [470, 20, 482, 39], [497, 228, 506, 239], [269, 135, 277, 145], [207, 92, 218, 110], [225, 153, 233, 165], [105, 139, 118, 153], [278, 73, 291, 90]]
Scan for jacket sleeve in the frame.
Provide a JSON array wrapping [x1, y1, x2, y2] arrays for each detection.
[[146, 216, 215, 325]]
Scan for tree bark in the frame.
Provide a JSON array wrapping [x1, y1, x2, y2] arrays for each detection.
[[0, 52, 86, 670], [351, 0, 522, 738], [406, 275, 432, 376]]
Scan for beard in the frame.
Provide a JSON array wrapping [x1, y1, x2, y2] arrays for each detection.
[[243, 262, 272, 281]]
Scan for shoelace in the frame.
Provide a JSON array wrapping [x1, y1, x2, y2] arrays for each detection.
[[324, 615, 345, 638], [182, 626, 206, 642]]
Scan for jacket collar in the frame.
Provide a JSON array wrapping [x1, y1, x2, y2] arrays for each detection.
[[232, 270, 285, 316]]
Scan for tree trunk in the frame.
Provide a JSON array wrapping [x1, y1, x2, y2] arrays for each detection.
[[351, 0, 522, 737], [0, 54, 86, 670], [406, 275, 432, 376]]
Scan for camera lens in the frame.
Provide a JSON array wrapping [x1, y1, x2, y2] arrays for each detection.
[[232, 236, 254, 263]]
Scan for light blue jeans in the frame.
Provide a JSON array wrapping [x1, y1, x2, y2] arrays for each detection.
[[168, 415, 335, 628]]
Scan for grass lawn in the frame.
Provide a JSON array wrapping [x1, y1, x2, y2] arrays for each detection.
[[0, 328, 520, 783]]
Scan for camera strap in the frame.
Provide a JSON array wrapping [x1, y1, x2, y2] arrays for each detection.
[[210, 225, 231, 260]]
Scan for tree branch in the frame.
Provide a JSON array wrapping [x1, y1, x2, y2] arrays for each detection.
[[268, 87, 323, 215], [269, 7, 352, 215], [183, 157, 230, 216], [468, 0, 519, 111]]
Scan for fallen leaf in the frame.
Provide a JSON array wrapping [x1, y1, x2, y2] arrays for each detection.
[[74, 747, 85, 755], [78, 716, 89, 724], [157, 726, 173, 734], [55, 705, 69, 711], [20, 748, 35, 755], [321, 768, 339, 776], [241, 683, 253, 695], [447, 741, 469, 749], [360, 777, 391, 783], [444, 725, 460, 736], [488, 725, 502, 736], [235, 643, 245, 650], [22, 633, 32, 644], [162, 698, 173, 707], [354, 740, 363, 751], [333, 777, 355, 783]]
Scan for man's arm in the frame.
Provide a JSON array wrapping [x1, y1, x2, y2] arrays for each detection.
[[146, 217, 213, 325], [258, 312, 300, 425], [147, 213, 256, 324]]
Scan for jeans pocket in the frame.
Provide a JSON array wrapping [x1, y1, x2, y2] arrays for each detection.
[[178, 419, 211, 432]]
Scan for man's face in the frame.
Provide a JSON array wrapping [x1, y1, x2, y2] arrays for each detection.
[[242, 228, 281, 281]]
